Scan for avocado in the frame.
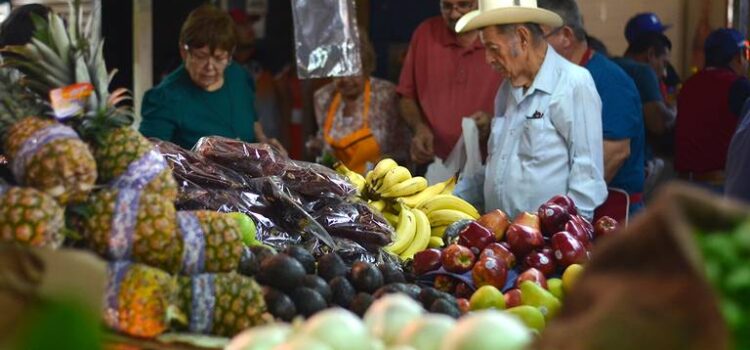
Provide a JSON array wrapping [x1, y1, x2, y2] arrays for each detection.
[[329, 276, 356, 308], [402, 283, 423, 300], [379, 263, 406, 284], [301, 274, 332, 303], [250, 245, 277, 265], [257, 254, 306, 292], [317, 253, 348, 281], [237, 247, 259, 276], [349, 261, 384, 293], [349, 292, 375, 317], [283, 246, 316, 274], [429, 298, 461, 318], [263, 287, 297, 322], [443, 219, 472, 246], [290, 287, 327, 318], [372, 283, 409, 299], [419, 287, 455, 309]]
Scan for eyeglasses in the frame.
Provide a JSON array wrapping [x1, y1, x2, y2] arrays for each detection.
[[544, 26, 565, 39], [184, 45, 232, 69], [440, 1, 475, 13]]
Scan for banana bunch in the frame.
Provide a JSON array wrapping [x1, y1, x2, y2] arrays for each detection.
[[384, 203, 431, 260], [333, 162, 366, 196]]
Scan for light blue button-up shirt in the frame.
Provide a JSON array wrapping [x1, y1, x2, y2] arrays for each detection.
[[457, 45, 607, 220]]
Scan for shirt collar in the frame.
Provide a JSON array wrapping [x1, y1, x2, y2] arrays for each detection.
[[510, 44, 559, 102]]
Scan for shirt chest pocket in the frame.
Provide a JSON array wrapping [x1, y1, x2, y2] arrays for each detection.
[[518, 117, 547, 159]]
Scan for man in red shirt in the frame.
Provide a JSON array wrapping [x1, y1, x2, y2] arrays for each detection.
[[675, 28, 750, 191], [397, 0, 503, 166]]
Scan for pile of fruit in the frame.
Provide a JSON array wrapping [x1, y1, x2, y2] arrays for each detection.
[[335, 159, 481, 260], [227, 295, 534, 350], [405, 195, 618, 333], [697, 219, 750, 348]]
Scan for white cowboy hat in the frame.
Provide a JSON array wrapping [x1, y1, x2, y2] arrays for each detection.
[[455, 0, 563, 33]]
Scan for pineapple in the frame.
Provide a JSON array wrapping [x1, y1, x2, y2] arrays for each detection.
[[176, 272, 269, 336], [104, 262, 180, 338], [82, 188, 182, 272], [180, 211, 247, 274], [0, 71, 97, 205], [0, 186, 65, 248], [3, 1, 177, 201]]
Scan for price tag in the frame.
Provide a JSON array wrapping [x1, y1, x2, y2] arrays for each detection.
[[49, 83, 94, 120]]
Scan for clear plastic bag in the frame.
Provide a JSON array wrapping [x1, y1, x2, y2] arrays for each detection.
[[291, 0, 362, 79], [312, 199, 394, 249]]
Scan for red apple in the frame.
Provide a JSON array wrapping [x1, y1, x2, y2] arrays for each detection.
[[504, 288, 523, 308], [538, 202, 571, 237], [512, 212, 542, 231], [565, 219, 592, 244], [471, 256, 508, 290], [412, 248, 443, 275], [458, 221, 495, 255], [456, 298, 471, 315], [434, 275, 457, 293], [441, 244, 476, 274], [551, 231, 589, 267], [455, 282, 474, 299], [571, 215, 594, 236], [505, 223, 545, 257], [516, 268, 548, 289], [480, 242, 517, 268], [476, 209, 511, 241], [594, 216, 619, 239], [547, 195, 578, 216], [524, 250, 557, 276]]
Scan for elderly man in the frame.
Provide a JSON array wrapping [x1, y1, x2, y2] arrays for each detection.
[[455, 0, 607, 219], [538, 0, 645, 221], [398, 0, 503, 169]]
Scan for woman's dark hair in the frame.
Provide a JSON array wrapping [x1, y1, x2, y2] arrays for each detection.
[[0, 4, 50, 47], [180, 4, 237, 53]]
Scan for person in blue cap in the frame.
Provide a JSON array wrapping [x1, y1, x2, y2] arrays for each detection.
[[625, 12, 671, 44], [675, 28, 750, 192]]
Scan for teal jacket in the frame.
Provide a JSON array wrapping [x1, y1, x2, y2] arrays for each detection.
[[140, 62, 258, 149]]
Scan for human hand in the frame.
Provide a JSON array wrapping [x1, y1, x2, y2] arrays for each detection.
[[470, 111, 491, 144], [410, 124, 434, 164]]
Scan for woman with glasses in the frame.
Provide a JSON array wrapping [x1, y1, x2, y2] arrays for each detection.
[[140, 5, 283, 152]]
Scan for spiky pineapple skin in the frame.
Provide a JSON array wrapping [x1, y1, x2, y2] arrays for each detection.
[[107, 263, 177, 338], [3, 116, 97, 204], [93, 127, 177, 201], [84, 189, 182, 272], [177, 272, 268, 337], [0, 186, 65, 248], [193, 211, 245, 273]]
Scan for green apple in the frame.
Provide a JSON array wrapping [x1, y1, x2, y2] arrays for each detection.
[[505, 305, 546, 333], [228, 212, 259, 247], [519, 280, 561, 321], [547, 278, 564, 300], [469, 285, 505, 311]]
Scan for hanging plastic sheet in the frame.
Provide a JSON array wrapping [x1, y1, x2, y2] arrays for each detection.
[[291, 0, 362, 79]]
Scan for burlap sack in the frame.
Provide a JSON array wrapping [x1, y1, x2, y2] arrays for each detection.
[[536, 182, 745, 350]]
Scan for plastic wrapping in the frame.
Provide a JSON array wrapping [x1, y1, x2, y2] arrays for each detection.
[[312, 199, 394, 249], [291, 0, 362, 79]]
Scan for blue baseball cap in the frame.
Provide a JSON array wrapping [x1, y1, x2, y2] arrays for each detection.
[[704, 28, 748, 66], [625, 13, 671, 44]]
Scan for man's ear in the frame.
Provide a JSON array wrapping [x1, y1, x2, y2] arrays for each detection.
[[179, 44, 187, 61], [561, 26, 576, 48], [516, 24, 531, 47]]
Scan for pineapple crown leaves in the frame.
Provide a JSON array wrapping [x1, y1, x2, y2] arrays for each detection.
[[0, 68, 48, 135]]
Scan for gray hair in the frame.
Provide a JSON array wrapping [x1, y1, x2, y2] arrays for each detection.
[[495, 23, 545, 42], [536, 0, 587, 42]]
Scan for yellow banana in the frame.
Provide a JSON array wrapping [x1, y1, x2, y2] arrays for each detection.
[[368, 158, 398, 187], [431, 225, 448, 238], [334, 162, 367, 195], [397, 176, 454, 208], [426, 208, 477, 227], [400, 208, 431, 260], [428, 236, 445, 249], [440, 176, 457, 195], [377, 166, 412, 192], [385, 206, 417, 255], [382, 210, 400, 227], [369, 200, 386, 212], [380, 176, 428, 198], [419, 194, 480, 219]]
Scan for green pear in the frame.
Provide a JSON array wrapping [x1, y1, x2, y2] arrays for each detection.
[[519, 280, 561, 321], [228, 212, 260, 247], [505, 305, 546, 333], [547, 278, 564, 300], [469, 285, 505, 311]]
